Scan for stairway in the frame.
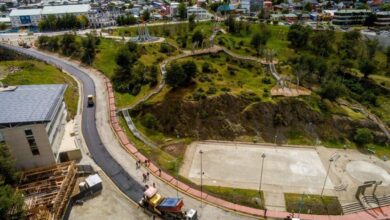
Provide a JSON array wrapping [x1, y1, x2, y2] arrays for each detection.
[[342, 202, 365, 215], [342, 195, 390, 215]]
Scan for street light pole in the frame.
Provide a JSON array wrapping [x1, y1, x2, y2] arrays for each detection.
[[321, 158, 333, 197], [200, 150, 204, 207], [258, 153, 266, 193]]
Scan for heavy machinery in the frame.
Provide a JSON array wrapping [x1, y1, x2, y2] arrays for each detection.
[[139, 187, 198, 220]]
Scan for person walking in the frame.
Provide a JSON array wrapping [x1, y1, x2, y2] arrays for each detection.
[[142, 173, 146, 183], [146, 172, 150, 181]]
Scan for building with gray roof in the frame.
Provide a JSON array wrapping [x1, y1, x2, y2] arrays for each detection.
[[0, 84, 68, 170]]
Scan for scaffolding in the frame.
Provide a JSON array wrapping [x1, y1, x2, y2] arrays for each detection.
[[17, 161, 77, 220]]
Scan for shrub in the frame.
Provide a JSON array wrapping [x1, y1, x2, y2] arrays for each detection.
[[202, 62, 211, 73], [262, 77, 271, 84], [142, 113, 158, 129], [353, 128, 373, 146], [206, 86, 217, 94]]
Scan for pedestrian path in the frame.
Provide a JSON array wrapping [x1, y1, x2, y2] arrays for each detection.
[[264, 191, 286, 212]]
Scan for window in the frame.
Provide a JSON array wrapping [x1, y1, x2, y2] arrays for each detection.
[[25, 129, 40, 156]]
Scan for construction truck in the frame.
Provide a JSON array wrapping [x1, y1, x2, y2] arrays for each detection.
[[139, 187, 198, 220]]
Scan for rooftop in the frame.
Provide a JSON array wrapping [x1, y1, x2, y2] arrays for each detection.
[[0, 84, 67, 126], [41, 4, 91, 15], [9, 8, 42, 17]]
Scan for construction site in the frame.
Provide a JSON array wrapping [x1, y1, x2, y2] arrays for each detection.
[[16, 161, 77, 220]]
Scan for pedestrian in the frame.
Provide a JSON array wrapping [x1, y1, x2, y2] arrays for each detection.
[[264, 208, 267, 218], [142, 173, 146, 183], [158, 168, 161, 176], [146, 172, 150, 181], [136, 161, 139, 169], [144, 159, 148, 166], [153, 182, 156, 188], [145, 184, 149, 190]]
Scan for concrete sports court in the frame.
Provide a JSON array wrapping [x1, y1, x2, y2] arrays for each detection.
[[180, 141, 334, 195]]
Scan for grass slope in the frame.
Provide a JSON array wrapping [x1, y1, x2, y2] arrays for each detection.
[[1, 60, 79, 119]]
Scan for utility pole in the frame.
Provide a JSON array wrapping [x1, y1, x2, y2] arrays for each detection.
[[200, 150, 204, 207]]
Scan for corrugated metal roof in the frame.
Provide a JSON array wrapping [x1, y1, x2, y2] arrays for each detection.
[[41, 4, 91, 15], [9, 8, 42, 17], [0, 84, 67, 125]]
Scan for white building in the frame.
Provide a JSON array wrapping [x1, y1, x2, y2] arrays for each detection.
[[41, 4, 91, 18], [187, 5, 209, 20], [9, 4, 91, 27], [0, 84, 68, 170], [9, 8, 42, 27]]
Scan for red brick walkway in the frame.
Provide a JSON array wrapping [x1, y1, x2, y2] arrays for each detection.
[[104, 79, 390, 220]]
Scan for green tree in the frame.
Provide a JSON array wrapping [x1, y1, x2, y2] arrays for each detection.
[[142, 9, 150, 21], [311, 30, 335, 57], [386, 46, 390, 69], [181, 60, 197, 83], [112, 42, 139, 92], [251, 24, 271, 51], [225, 15, 236, 33], [61, 33, 79, 56], [353, 128, 373, 146], [81, 34, 98, 64], [287, 24, 311, 49], [360, 60, 376, 78], [318, 80, 346, 100], [250, 32, 262, 50], [365, 40, 378, 59], [178, 3, 187, 19], [0, 144, 24, 219], [381, 3, 390, 11], [338, 30, 361, 60], [165, 62, 186, 88], [188, 14, 196, 31], [142, 113, 158, 129], [192, 30, 204, 45]]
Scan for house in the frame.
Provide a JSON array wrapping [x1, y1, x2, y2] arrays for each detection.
[[0, 84, 68, 170]]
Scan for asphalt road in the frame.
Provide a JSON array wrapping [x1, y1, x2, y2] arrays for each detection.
[[0, 44, 145, 202]]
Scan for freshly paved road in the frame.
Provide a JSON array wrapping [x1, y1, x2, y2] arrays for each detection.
[[0, 43, 145, 202]]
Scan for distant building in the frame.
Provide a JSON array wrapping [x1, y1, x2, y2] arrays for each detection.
[[240, 0, 263, 14], [332, 9, 371, 26], [41, 4, 91, 18], [187, 5, 209, 20], [9, 8, 42, 27], [374, 11, 390, 29], [9, 4, 91, 27], [0, 84, 68, 170], [88, 9, 121, 28]]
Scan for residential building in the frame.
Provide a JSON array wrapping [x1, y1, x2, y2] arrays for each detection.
[[332, 9, 372, 26], [88, 9, 121, 28], [187, 5, 209, 20], [375, 11, 390, 29], [0, 84, 68, 170], [240, 0, 263, 14]]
